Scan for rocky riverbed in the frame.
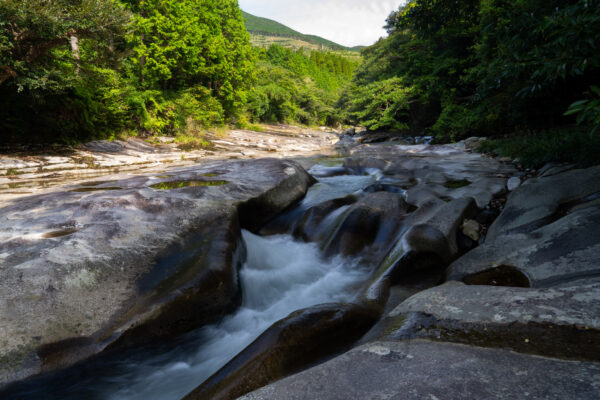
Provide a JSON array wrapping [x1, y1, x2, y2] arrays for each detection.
[[0, 125, 338, 208], [1, 127, 599, 399]]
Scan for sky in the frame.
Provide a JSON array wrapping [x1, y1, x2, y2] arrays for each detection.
[[237, 0, 403, 47]]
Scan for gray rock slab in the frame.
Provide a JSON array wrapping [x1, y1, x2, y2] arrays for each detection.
[[447, 204, 600, 287], [238, 340, 600, 400], [377, 281, 600, 360], [487, 165, 600, 239], [0, 158, 313, 385], [345, 143, 515, 209], [391, 281, 600, 328]]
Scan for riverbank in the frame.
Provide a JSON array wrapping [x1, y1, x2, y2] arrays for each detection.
[[1, 127, 598, 399], [0, 125, 339, 207]]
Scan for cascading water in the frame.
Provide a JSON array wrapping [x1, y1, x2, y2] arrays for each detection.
[[7, 231, 370, 400], [4, 160, 383, 400], [104, 231, 368, 400]]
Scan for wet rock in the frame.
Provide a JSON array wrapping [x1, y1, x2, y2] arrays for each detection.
[[238, 161, 316, 232], [292, 195, 356, 242], [350, 144, 514, 209], [307, 165, 348, 178], [378, 281, 600, 360], [362, 182, 407, 194], [0, 158, 313, 386], [238, 340, 600, 400], [358, 198, 478, 311], [184, 303, 379, 400], [404, 198, 479, 264], [323, 192, 411, 257], [343, 127, 356, 136], [343, 156, 389, 173]]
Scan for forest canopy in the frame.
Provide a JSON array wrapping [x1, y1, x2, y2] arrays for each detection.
[[1, 0, 599, 151], [0, 0, 356, 143], [341, 0, 600, 141]]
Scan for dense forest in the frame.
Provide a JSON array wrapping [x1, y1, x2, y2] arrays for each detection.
[[341, 0, 600, 165], [1, 0, 599, 166], [248, 45, 356, 127], [0, 0, 355, 144]]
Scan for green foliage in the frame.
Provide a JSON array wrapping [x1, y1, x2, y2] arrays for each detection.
[[343, 0, 600, 148], [0, 0, 130, 92], [246, 45, 356, 126], [478, 127, 600, 168], [344, 78, 416, 131], [130, 0, 255, 116], [565, 86, 600, 134], [0, 0, 254, 143]]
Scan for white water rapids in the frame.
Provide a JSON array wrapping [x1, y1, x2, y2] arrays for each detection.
[[5, 162, 379, 400], [108, 231, 368, 400], [7, 229, 368, 400]]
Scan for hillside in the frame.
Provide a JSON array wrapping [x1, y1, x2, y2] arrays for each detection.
[[242, 11, 358, 53]]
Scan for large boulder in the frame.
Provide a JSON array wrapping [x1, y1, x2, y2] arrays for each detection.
[[487, 165, 600, 239], [184, 303, 379, 400], [322, 192, 412, 257], [0, 158, 313, 386], [358, 197, 478, 311], [238, 340, 600, 400], [447, 166, 600, 288]]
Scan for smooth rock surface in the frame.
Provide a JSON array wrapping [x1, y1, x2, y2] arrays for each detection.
[[238, 340, 600, 400], [321, 192, 411, 257], [346, 143, 515, 208], [185, 303, 379, 400], [448, 200, 600, 288], [0, 158, 313, 385], [487, 165, 600, 239], [377, 281, 600, 360], [0, 126, 339, 206]]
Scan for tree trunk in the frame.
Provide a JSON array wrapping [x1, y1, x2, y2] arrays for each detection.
[[70, 35, 80, 76], [0, 66, 17, 85], [140, 34, 145, 83]]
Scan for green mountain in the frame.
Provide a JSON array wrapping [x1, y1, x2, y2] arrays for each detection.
[[242, 11, 359, 52]]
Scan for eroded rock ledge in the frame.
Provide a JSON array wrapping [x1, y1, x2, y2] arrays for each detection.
[[0, 158, 313, 386], [236, 158, 600, 400]]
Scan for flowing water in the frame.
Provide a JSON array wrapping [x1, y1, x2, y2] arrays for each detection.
[[5, 161, 382, 400], [102, 231, 368, 400]]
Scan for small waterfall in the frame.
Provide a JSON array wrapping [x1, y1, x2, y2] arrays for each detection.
[[11, 230, 369, 400], [4, 161, 387, 400], [107, 232, 368, 400]]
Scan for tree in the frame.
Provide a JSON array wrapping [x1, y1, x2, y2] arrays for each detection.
[[343, 0, 600, 139], [0, 0, 130, 91], [129, 0, 255, 116]]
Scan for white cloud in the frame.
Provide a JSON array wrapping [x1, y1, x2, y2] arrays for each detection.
[[238, 0, 404, 47]]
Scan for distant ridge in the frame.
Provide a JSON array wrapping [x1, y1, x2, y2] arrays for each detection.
[[242, 11, 360, 52]]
